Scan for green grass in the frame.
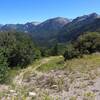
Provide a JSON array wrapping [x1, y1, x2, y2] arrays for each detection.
[[6, 53, 100, 84], [37, 56, 64, 72], [4, 68, 21, 84], [64, 53, 100, 73], [1, 53, 100, 99], [37, 53, 100, 73]]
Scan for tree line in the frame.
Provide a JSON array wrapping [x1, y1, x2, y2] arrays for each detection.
[[0, 31, 100, 83]]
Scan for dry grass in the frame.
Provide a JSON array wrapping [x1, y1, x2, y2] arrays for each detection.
[[64, 53, 100, 73], [0, 53, 100, 100]]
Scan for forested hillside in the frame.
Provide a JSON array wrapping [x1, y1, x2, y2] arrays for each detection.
[[58, 13, 100, 42]]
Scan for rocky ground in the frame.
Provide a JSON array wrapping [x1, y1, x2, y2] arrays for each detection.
[[0, 54, 100, 100]]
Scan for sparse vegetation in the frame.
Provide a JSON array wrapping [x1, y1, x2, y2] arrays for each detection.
[[0, 53, 100, 99], [37, 56, 64, 72], [84, 92, 96, 100]]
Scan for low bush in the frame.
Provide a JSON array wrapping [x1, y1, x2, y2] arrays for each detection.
[[63, 44, 80, 61]]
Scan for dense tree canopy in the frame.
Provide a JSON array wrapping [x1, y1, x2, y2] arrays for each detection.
[[0, 31, 41, 68], [0, 31, 41, 83], [74, 32, 100, 54]]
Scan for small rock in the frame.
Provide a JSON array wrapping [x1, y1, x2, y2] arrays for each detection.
[[51, 85, 57, 89], [10, 90, 16, 93], [13, 93, 18, 96], [29, 92, 36, 97], [92, 89, 99, 93]]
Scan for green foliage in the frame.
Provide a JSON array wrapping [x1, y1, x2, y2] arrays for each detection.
[[51, 44, 59, 56], [33, 49, 41, 60], [0, 49, 9, 83], [63, 44, 79, 61], [37, 56, 64, 72], [63, 32, 100, 60], [0, 31, 41, 68], [51, 43, 67, 56], [0, 31, 41, 83], [0, 32, 40, 67], [75, 32, 100, 54], [40, 47, 51, 57], [57, 43, 67, 55], [40, 43, 66, 57]]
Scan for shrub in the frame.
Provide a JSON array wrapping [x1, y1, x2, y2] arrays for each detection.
[[0, 31, 41, 68], [75, 32, 100, 54], [0, 49, 9, 83], [51, 44, 59, 56], [63, 32, 100, 61], [63, 44, 79, 61]]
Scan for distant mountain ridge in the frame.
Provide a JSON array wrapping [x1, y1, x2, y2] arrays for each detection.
[[32, 17, 70, 38], [0, 22, 39, 33], [0, 13, 100, 45], [0, 17, 70, 45], [0, 17, 70, 33], [58, 13, 100, 42]]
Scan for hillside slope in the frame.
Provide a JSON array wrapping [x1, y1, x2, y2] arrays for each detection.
[[58, 13, 100, 42], [0, 53, 100, 100]]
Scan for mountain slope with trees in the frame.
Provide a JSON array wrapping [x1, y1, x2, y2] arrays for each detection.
[[58, 13, 100, 42]]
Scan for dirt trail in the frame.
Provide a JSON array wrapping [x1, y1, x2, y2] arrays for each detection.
[[12, 56, 100, 100], [0, 85, 9, 93], [13, 57, 55, 86], [1, 55, 100, 99]]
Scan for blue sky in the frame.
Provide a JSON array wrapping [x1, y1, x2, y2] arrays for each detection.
[[0, 0, 100, 24]]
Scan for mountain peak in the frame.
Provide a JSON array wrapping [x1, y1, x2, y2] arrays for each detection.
[[88, 13, 100, 18], [38, 17, 70, 28], [89, 13, 98, 16], [72, 13, 99, 23], [31, 22, 41, 25], [49, 17, 70, 22]]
